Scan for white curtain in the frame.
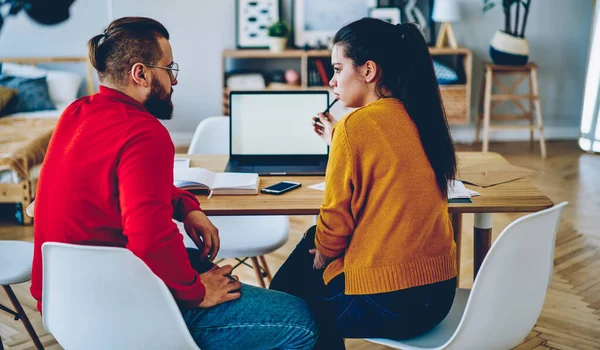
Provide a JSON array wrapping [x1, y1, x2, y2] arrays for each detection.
[[580, 1, 600, 152]]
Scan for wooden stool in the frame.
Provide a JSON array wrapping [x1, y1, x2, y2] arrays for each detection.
[[476, 63, 546, 158]]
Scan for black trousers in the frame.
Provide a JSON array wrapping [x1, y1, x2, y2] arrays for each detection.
[[270, 226, 456, 350]]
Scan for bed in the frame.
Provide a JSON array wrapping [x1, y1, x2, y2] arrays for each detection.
[[0, 57, 95, 224]]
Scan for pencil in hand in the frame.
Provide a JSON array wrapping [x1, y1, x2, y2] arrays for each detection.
[[315, 98, 338, 123]]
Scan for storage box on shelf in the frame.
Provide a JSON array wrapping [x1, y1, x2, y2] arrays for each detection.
[[221, 47, 472, 124]]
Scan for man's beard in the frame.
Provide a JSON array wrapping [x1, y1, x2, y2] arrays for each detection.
[[144, 78, 174, 120]]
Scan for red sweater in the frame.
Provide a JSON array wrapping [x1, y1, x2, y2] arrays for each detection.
[[31, 86, 206, 312]]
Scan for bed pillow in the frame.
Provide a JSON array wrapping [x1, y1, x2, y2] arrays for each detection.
[[46, 70, 83, 105], [0, 86, 18, 114], [0, 76, 56, 116], [433, 61, 459, 85], [1, 62, 83, 105], [0, 62, 47, 78]]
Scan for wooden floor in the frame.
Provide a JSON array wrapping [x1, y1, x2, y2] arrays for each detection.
[[1, 140, 599, 349]]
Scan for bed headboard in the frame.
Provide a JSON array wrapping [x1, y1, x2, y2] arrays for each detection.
[[0, 56, 96, 96]]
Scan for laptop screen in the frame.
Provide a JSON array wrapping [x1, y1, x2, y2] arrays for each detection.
[[230, 91, 329, 156]]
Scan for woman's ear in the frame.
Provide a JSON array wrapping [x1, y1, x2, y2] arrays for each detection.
[[130, 63, 150, 87], [363, 60, 378, 83]]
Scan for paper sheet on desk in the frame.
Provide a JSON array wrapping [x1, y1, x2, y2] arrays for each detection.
[[308, 182, 326, 191], [457, 163, 536, 187]]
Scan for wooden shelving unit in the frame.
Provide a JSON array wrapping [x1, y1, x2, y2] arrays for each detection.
[[222, 47, 472, 124]]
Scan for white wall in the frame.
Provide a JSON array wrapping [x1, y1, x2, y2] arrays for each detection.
[[0, 0, 594, 144], [450, 0, 594, 142]]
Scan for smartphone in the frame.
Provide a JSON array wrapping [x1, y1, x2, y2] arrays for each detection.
[[261, 181, 302, 195]]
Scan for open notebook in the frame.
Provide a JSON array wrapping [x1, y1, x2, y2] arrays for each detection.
[[174, 167, 259, 197]]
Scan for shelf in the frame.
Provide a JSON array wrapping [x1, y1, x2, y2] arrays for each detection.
[[223, 47, 471, 59], [224, 85, 330, 91], [439, 84, 468, 90], [221, 48, 472, 124], [222, 49, 330, 59], [428, 47, 472, 55]]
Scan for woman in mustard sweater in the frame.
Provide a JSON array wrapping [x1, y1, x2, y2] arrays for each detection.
[[269, 18, 458, 349]]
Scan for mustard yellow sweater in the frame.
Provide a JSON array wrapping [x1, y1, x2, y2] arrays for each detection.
[[315, 98, 456, 295]]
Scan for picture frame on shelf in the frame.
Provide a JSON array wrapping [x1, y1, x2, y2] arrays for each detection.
[[236, 0, 281, 49], [293, 0, 371, 49], [369, 7, 401, 25], [376, 0, 436, 45]]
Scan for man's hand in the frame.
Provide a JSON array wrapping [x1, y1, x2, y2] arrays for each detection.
[[309, 248, 334, 270], [184, 210, 220, 260], [198, 264, 242, 308], [312, 112, 338, 146]]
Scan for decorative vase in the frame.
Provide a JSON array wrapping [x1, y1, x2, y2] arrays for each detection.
[[269, 37, 287, 53], [489, 30, 530, 66]]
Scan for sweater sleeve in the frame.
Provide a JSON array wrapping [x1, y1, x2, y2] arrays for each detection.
[[315, 124, 356, 258], [172, 186, 202, 222], [118, 122, 205, 308]]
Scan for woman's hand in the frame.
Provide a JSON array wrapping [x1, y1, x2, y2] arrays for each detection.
[[312, 112, 338, 146], [309, 248, 334, 270]]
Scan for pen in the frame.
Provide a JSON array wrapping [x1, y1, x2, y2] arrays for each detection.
[[206, 260, 238, 282], [315, 98, 339, 123], [323, 98, 338, 114]]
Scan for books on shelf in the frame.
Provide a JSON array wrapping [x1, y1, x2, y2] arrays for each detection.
[[174, 167, 259, 197]]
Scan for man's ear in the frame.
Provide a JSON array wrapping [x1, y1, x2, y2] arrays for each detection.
[[130, 63, 150, 87], [363, 60, 378, 84]]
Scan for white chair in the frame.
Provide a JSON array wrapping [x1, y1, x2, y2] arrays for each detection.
[[41, 242, 200, 350], [182, 116, 289, 288], [367, 202, 568, 350], [0, 240, 43, 350]]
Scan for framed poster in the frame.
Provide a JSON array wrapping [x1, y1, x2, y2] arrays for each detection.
[[377, 0, 436, 45], [236, 0, 281, 49], [293, 0, 371, 49], [369, 7, 401, 25]]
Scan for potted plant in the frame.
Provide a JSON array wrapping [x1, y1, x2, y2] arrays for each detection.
[[267, 21, 289, 53], [483, 0, 532, 65]]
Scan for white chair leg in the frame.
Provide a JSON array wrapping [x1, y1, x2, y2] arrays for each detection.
[[2, 286, 44, 350]]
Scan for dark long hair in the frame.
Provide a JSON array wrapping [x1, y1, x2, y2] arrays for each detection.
[[333, 18, 457, 197], [88, 17, 169, 87]]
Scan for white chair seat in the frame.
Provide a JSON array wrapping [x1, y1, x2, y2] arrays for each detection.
[[367, 288, 470, 349], [42, 242, 200, 350], [177, 216, 289, 259], [0, 241, 34, 285], [363, 202, 568, 350]]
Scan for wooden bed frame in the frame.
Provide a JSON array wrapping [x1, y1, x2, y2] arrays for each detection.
[[0, 56, 96, 225]]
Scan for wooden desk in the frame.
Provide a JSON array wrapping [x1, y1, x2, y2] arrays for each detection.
[[183, 152, 554, 283]]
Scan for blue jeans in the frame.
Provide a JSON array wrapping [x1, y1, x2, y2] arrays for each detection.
[[183, 249, 318, 350], [269, 226, 456, 349]]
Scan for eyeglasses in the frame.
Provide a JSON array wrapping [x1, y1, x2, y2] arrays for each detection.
[[144, 62, 179, 83]]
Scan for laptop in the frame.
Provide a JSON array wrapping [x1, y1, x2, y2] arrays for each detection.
[[225, 90, 330, 176]]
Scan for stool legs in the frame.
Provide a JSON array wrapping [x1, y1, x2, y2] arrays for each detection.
[[530, 67, 547, 158], [478, 64, 546, 159]]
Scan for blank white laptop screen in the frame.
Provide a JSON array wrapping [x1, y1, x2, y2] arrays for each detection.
[[230, 93, 329, 155]]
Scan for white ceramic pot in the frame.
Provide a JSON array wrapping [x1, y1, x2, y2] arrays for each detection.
[[269, 37, 287, 53], [489, 30, 530, 65]]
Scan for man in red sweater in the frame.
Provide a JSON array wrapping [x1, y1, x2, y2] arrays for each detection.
[[31, 17, 317, 349]]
